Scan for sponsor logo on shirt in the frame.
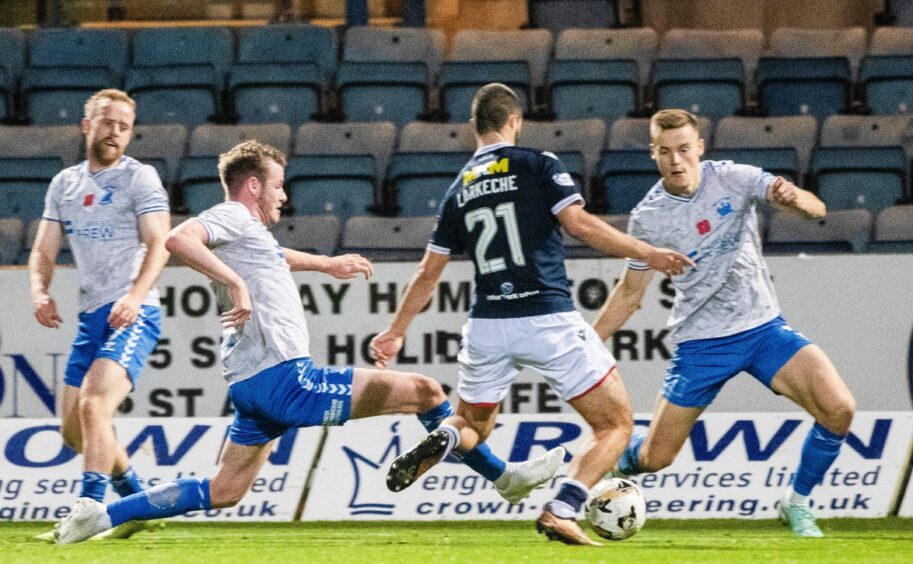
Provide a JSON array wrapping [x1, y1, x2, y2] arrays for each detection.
[[82, 194, 94, 207], [500, 282, 514, 295], [100, 187, 115, 206], [552, 172, 575, 187], [696, 219, 712, 235], [716, 198, 733, 218]]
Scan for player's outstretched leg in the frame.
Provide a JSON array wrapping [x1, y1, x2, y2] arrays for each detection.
[[770, 345, 856, 538], [415, 400, 564, 503]]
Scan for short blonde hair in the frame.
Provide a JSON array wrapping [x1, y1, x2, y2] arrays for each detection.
[[83, 89, 136, 120], [218, 140, 287, 197], [650, 109, 699, 145]]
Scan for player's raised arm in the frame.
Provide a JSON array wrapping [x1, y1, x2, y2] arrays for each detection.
[[166, 219, 251, 328], [28, 219, 65, 328], [557, 204, 694, 276], [282, 248, 373, 280], [766, 176, 826, 219], [369, 250, 449, 369], [592, 267, 654, 342]]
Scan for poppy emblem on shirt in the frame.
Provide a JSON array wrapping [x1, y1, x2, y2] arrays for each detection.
[[696, 219, 711, 235], [83, 193, 94, 207]]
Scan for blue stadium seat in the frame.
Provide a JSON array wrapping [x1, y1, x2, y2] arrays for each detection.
[[555, 151, 587, 189], [285, 155, 377, 218], [126, 66, 220, 126], [766, 209, 871, 254], [596, 150, 658, 214], [340, 216, 437, 261], [871, 205, 913, 252], [387, 152, 471, 216], [235, 24, 337, 85], [653, 58, 744, 120], [129, 124, 188, 186], [860, 56, 913, 115], [810, 147, 907, 213], [0, 29, 26, 122], [528, 0, 619, 33], [0, 217, 23, 265], [229, 63, 322, 125], [270, 215, 341, 255], [441, 61, 530, 122], [28, 28, 128, 75], [0, 157, 63, 222], [188, 124, 292, 157], [132, 27, 233, 77], [336, 62, 428, 126], [756, 57, 851, 119], [177, 157, 223, 215], [707, 148, 799, 183], [23, 28, 127, 125], [548, 59, 637, 122], [0, 124, 83, 167], [713, 116, 817, 180], [344, 27, 444, 78], [22, 68, 118, 125], [129, 27, 233, 126]]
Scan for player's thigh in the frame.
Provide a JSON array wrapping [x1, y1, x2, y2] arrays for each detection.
[[769, 344, 856, 434], [350, 367, 445, 419], [455, 319, 517, 406], [640, 397, 704, 470], [80, 358, 132, 411], [566, 367, 632, 434], [209, 439, 274, 508], [522, 312, 617, 403]]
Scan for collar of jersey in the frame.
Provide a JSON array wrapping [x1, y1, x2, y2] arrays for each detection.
[[473, 142, 512, 158], [82, 155, 128, 177], [660, 162, 708, 203]]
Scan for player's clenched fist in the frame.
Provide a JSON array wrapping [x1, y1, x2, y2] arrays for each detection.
[[769, 176, 799, 206], [369, 329, 404, 370], [33, 293, 63, 328]]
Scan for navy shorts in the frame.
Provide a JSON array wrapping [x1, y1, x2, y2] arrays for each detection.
[[64, 302, 161, 390], [662, 315, 812, 408], [228, 358, 354, 446]]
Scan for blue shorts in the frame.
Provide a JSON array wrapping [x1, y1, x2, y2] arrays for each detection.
[[64, 302, 162, 390], [662, 315, 812, 408], [228, 358, 354, 446]]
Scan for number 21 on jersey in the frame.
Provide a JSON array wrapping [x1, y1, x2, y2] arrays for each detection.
[[464, 202, 526, 274]]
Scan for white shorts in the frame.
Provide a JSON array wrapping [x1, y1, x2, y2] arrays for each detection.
[[457, 311, 617, 405]]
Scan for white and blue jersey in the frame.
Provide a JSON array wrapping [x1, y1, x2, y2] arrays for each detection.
[[195, 202, 311, 384], [195, 202, 353, 445], [41, 155, 170, 313], [429, 143, 583, 318], [627, 160, 780, 344], [626, 160, 812, 408]]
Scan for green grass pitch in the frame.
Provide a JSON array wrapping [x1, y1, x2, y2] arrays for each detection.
[[3, 519, 912, 563]]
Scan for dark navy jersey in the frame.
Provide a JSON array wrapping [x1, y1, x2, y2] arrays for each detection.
[[428, 143, 583, 318]]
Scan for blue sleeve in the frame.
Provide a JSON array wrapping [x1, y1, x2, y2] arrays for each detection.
[[428, 197, 462, 255], [540, 152, 584, 215]]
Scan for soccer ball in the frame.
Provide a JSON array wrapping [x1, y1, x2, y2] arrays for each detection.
[[585, 478, 647, 541]]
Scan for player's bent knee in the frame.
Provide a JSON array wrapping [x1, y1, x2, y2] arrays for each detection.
[[822, 394, 856, 434], [208, 478, 246, 509], [411, 374, 446, 410]]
